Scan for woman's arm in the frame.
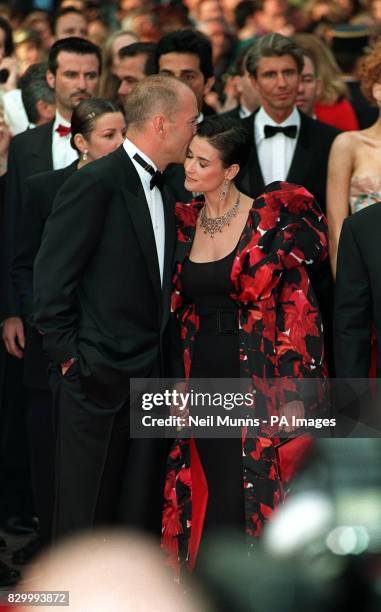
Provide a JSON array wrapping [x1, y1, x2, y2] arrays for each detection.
[[326, 133, 354, 278]]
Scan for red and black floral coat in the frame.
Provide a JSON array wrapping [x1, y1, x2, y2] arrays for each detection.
[[162, 181, 328, 572]]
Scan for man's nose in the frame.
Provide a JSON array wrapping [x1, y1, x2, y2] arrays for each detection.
[[77, 74, 87, 90], [276, 73, 287, 87], [118, 81, 128, 97]]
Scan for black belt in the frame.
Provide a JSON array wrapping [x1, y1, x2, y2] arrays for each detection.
[[198, 310, 238, 335]]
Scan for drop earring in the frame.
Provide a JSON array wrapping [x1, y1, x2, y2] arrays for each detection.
[[83, 150, 88, 161], [219, 179, 230, 202]]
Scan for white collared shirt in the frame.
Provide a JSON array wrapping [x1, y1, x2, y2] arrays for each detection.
[[255, 106, 300, 185], [52, 111, 78, 170], [239, 105, 251, 119], [123, 138, 165, 286]]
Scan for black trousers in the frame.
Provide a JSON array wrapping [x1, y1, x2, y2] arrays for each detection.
[[27, 387, 55, 546], [50, 364, 169, 541]]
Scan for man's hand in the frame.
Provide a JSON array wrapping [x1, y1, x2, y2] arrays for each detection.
[[2, 316, 25, 358]]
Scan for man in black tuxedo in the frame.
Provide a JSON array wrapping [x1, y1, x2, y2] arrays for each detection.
[[1, 36, 101, 359], [34, 75, 199, 539], [236, 33, 339, 374]]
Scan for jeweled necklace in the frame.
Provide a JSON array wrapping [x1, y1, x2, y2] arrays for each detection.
[[200, 193, 241, 238]]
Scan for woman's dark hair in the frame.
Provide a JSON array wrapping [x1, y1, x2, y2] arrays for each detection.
[[70, 98, 123, 151], [196, 115, 251, 169], [0, 16, 14, 56]]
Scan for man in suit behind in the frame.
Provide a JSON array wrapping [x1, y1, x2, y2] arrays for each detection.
[[236, 33, 339, 374], [1, 36, 101, 358], [220, 44, 260, 121], [34, 75, 199, 539]]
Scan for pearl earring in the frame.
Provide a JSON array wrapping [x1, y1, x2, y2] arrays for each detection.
[[83, 150, 88, 161], [219, 179, 230, 202]]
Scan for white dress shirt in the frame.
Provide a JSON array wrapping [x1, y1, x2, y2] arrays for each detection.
[[239, 105, 251, 119], [52, 111, 78, 170], [255, 106, 300, 185], [123, 138, 165, 286]]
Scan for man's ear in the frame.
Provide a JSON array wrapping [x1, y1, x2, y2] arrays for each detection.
[[203, 75, 215, 97], [46, 70, 55, 90], [152, 114, 166, 136]]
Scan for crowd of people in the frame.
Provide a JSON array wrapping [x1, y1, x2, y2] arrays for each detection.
[[0, 0, 380, 599]]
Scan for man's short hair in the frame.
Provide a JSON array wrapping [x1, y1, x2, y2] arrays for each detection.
[[246, 33, 304, 76], [118, 42, 157, 76], [48, 36, 102, 75], [154, 29, 214, 81], [125, 74, 185, 127], [19, 62, 55, 124]]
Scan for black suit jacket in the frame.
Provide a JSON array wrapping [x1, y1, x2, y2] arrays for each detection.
[[334, 204, 381, 377], [11, 161, 77, 389], [237, 109, 340, 214], [1, 121, 54, 321], [219, 106, 241, 120], [34, 146, 176, 409]]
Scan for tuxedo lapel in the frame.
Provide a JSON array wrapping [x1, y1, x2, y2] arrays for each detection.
[[117, 148, 162, 304], [287, 111, 314, 185]]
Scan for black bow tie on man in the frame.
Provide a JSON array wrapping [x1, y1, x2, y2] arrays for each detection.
[[264, 124, 297, 139], [133, 153, 165, 190]]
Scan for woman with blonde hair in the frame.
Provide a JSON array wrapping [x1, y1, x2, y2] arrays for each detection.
[[293, 32, 358, 130], [99, 30, 138, 101], [327, 39, 381, 276]]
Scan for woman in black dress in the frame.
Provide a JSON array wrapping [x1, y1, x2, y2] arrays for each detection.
[[162, 116, 328, 572]]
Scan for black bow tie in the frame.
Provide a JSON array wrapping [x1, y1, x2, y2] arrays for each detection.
[[264, 124, 297, 139], [133, 153, 164, 190]]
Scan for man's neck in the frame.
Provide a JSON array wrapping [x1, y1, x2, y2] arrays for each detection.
[[126, 132, 165, 172], [262, 105, 296, 124], [56, 105, 72, 123]]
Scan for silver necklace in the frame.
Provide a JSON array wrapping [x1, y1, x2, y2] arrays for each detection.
[[200, 193, 241, 238]]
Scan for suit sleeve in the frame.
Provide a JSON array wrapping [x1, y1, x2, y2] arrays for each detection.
[[12, 177, 45, 323], [33, 169, 108, 364], [0, 140, 23, 320], [334, 218, 372, 377]]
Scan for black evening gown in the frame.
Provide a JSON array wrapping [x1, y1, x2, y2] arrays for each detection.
[[181, 248, 245, 549]]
